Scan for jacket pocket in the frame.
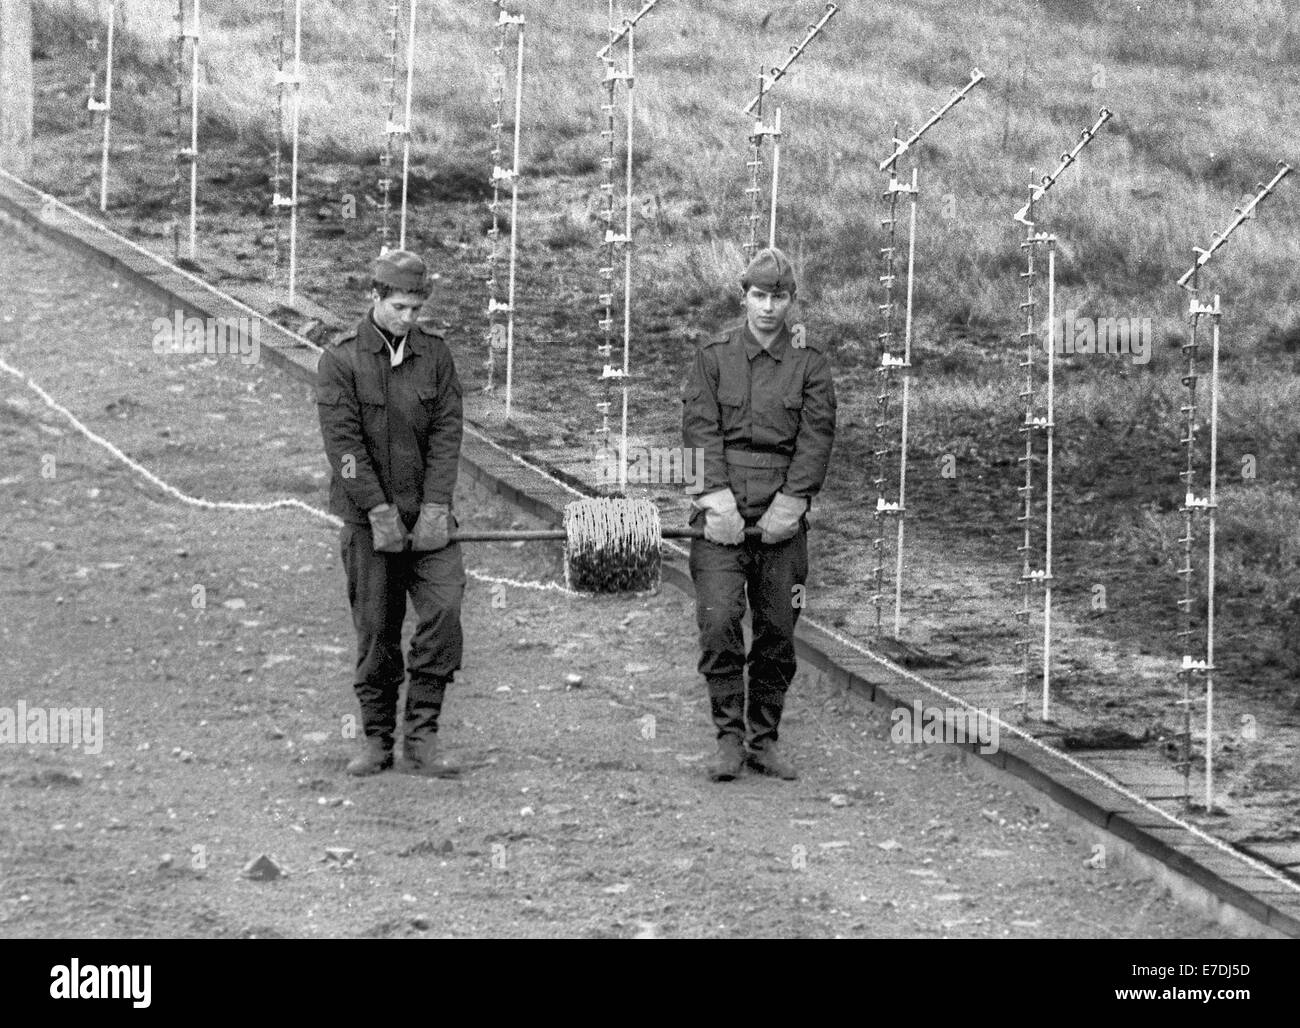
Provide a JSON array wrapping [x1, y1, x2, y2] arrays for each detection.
[[716, 383, 746, 434], [775, 387, 804, 438], [357, 380, 386, 407], [752, 386, 802, 444]]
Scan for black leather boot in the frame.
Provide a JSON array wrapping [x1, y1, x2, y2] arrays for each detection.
[[705, 679, 747, 782], [746, 690, 797, 780], [346, 733, 394, 776], [348, 678, 397, 776], [402, 674, 459, 778]]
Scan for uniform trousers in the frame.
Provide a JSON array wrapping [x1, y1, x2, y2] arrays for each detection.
[[689, 519, 808, 738], [340, 519, 466, 744]]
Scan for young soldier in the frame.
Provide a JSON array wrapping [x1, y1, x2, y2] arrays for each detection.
[[681, 247, 837, 781], [316, 250, 466, 778]]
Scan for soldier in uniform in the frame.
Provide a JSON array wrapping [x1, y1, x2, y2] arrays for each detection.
[[316, 250, 466, 778], [681, 247, 837, 782]]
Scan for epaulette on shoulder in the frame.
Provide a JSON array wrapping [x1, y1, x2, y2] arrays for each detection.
[[802, 334, 827, 354], [415, 320, 445, 340], [702, 319, 744, 348], [327, 328, 357, 348]]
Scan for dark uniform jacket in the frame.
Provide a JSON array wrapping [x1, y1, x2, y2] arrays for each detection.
[[316, 313, 463, 526], [682, 318, 836, 519]]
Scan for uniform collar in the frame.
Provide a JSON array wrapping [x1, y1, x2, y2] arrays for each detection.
[[742, 320, 790, 362], [360, 310, 431, 359]]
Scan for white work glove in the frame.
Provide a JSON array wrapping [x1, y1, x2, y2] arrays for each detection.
[[692, 488, 745, 546], [756, 492, 807, 544], [368, 503, 406, 553], [410, 502, 451, 551]]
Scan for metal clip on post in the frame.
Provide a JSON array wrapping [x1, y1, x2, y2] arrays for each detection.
[[89, 1, 117, 212], [740, 4, 840, 254], [1009, 111, 1110, 722], [594, 2, 660, 490], [484, 1, 508, 394], [376, 2, 403, 253], [277, 1, 303, 303], [168, 1, 202, 259], [743, 68, 767, 261], [1172, 162, 1290, 811], [181, 1, 200, 258], [482, 2, 526, 415], [871, 121, 902, 634], [596, 34, 618, 456], [873, 69, 985, 640]]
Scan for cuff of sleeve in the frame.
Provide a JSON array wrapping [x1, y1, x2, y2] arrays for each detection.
[[769, 492, 808, 515], [694, 488, 738, 514]]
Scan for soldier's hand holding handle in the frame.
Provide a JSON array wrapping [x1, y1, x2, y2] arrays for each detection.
[[410, 502, 451, 552], [757, 492, 807, 545], [368, 503, 407, 553], [693, 488, 746, 546]]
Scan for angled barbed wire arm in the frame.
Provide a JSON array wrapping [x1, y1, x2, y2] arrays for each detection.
[[1176, 161, 1293, 289], [1012, 107, 1111, 225], [742, 2, 839, 115], [596, 0, 661, 59], [878, 67, 986, 173]]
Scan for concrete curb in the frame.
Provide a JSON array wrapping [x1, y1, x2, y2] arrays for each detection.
[[2, 177, 1296, 938]]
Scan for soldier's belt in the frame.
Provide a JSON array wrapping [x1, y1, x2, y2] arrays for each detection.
[[724, 448, 792, 470]]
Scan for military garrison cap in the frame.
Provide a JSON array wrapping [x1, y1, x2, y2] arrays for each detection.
[[371, 249, 430, 294], [741, 246, 797, 295]]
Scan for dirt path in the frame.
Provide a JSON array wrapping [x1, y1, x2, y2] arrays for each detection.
[[0, 229, 1236, 938]]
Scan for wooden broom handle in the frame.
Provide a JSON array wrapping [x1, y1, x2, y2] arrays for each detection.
[[420, 526, 765, 543]]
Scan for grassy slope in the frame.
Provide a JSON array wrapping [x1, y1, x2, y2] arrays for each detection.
[[35, 1, 1300, 324], [27, 0, 1300, 667]]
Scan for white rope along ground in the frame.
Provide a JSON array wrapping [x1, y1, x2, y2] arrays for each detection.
[[0, 353, 570, 595]]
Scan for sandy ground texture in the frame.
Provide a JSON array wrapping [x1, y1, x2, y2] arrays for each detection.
[[0, 228, 1243, 939]]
